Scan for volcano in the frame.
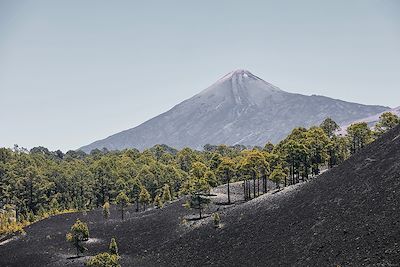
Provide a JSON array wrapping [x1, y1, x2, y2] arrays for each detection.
[[80, 70, 388, 152]]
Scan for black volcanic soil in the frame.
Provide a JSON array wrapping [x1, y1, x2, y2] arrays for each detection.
[[1, 126, 400, 266]]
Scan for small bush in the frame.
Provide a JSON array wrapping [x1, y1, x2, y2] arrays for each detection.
[[212, 212, 221, 228], [109, 238, 118, 256], [85, 252, 120, 267]]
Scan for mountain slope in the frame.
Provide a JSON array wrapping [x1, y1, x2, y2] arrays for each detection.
[[80, 70, 389, 152], [338, 106, 400, 135], [138, 124, 400, 266]]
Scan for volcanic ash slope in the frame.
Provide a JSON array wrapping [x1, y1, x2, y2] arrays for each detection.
[[139, 125, 400, 266]]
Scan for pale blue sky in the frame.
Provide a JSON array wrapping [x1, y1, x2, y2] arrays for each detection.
[[1, 0, 399, 151]]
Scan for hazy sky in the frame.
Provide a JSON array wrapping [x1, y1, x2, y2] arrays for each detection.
[[1, 0, 399, 152]]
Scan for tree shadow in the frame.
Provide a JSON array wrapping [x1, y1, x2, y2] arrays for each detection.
[[203, 193, 218, 197], [67, 255, 83, 260], [185, 214, 211, 221], [215, 202, 235, 206]]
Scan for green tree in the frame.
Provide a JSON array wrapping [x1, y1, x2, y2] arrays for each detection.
[[239, 151, 268, 198], [177, 147, 196, 172], [320, 117, 340, 138], [66, 219, 89, 256], [185, 192, 210, 219], [306, 127, 329, 176], [184, 164, 212, 219], [139, 187, 151, 211], [263, 142, 274, 153], [102, 201, 110, 220], [115, 192, 129, 221], [109, 238, 118, 256], [153, 193, 163, 208], [204, 170, 218, 187], [281, 139, 308, 185], [270, 165, 286, 189], [92, 158, 114, 207], [216, 158, 236, 204], [347, 122, 373, 154], [209, 153, 222, 171], [375, 112, 400, 136], [130, 178, 141, 212], [161, 184, 172, 203]]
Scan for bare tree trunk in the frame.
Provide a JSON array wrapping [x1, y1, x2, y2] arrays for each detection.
[[248, 181, 251, 199], [243, 181, 246, 200], [263, 175, 267, 193], [253, 175, 256, 199], [227, 178, 231, 204]]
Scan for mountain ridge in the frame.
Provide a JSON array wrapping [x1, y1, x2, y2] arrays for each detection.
[[79, 70, 389, 152]]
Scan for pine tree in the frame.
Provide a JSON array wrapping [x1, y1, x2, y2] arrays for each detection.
[[217, 158, 236, 204], [139, 187, 151, 211], [153, 193, 163, 208], [66, 219, 89, 256], [320, 117, 340, 138], [161, 184, 172, 203], [204, 170, 218, 187], [130, 178, 142, 212], [109, 237, 118, 256], [270, 165, 287, 189], [115, 192, 129, 221], [185, 192, 211, 219], [375, 112, 400, 136], [102, 201, 110, 220], [183, 167, 212, 219], [347, 122, 373, 154]]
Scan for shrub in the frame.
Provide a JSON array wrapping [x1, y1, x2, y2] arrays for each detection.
[[85, 252, 120, 267], [109, 238, 118, 256], [212, 212, 221, 228]]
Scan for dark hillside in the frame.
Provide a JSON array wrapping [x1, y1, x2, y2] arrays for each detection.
[[138, 125, 400, 266], [0, 126, 399, 266]]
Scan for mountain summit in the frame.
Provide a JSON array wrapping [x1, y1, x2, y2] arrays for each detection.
[[80, 70, 389, 152], [198, 69, 282, 106]]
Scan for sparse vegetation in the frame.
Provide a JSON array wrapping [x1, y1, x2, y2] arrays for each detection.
[[0, 116, 398, 236], [66, 219, 89, 256]]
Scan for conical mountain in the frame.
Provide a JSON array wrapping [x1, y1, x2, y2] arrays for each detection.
[[80, 70, 389, 152]]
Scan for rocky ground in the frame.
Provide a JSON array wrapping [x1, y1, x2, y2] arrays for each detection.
[[1, 126, 400, 266]]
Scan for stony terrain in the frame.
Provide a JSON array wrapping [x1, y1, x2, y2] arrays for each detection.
[[1, 126, 399, 266], [80, 70, 388, 152]]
